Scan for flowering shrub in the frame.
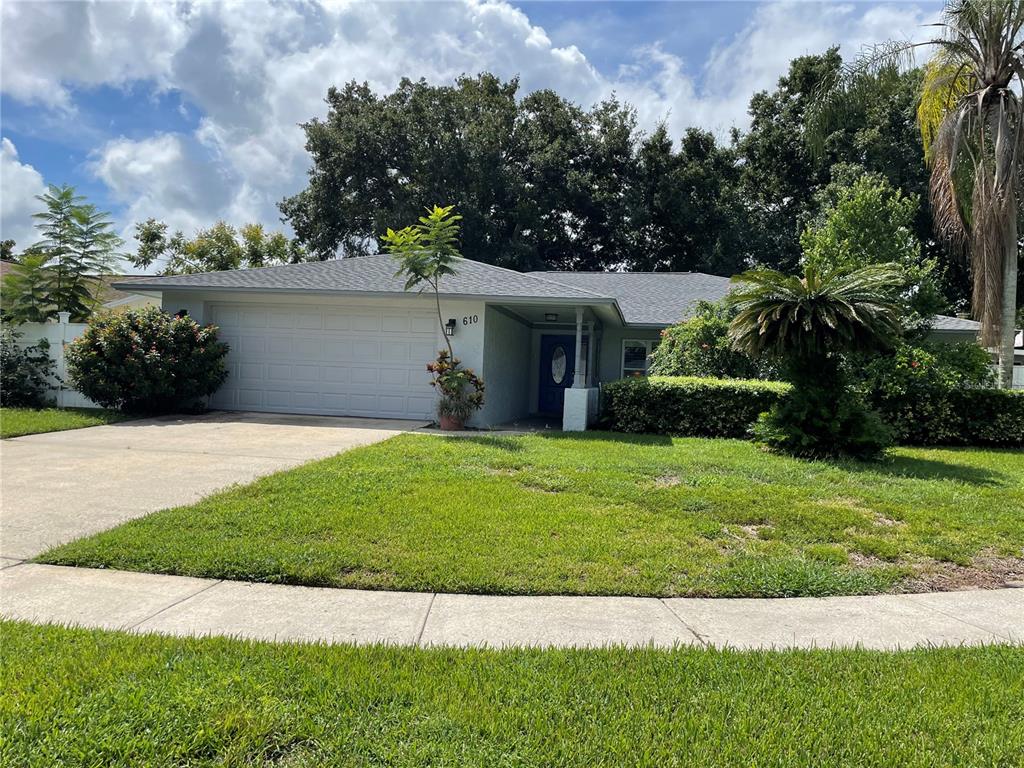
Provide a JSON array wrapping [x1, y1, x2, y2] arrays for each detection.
[[648, 301, 774, 379], [855, 341, 1002, 445], [66, 307, 229, 413], [427, 349, 484, 423], [0, 325, 55, 407]]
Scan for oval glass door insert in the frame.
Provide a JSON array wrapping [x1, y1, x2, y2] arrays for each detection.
[[551, 346, 567, 384]]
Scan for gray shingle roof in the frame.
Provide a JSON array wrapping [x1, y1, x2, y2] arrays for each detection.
[[529, 271, 732, 325], [113, 255, 610, 303], [931, 314, 982, 332], [116, 258, 987, 332]]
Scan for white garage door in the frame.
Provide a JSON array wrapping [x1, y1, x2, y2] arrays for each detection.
[[208, 302, 438, 419]]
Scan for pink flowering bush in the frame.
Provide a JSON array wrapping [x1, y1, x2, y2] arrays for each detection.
[[67, 307, 229, 413]]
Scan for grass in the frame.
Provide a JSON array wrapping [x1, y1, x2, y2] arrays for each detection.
[[39, 432, 1024, 597], [0, 406, 129, 438], [2, 621, 1022, 767]]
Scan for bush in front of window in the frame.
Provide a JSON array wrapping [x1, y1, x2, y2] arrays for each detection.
[[648, 301, 775, 380], [66, 308, 229, 413], [602, 376, 790, 438]]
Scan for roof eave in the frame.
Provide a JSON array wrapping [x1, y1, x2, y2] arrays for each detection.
[[111, 282, 618, 306]]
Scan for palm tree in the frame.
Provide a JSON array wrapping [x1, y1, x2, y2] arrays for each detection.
[[727, 264, 903, 458], [808, 0, 1022, 388], [729, 264, 905, 364]]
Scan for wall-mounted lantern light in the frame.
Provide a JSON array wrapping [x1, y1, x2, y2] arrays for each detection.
[[445, 318, 457, 336], [544, 313, 559, 322]]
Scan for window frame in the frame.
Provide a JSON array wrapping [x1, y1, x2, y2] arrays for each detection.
[[621, 338, 658, 378]]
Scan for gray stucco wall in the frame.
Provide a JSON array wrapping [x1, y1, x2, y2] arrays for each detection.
[[596, 325, 663, 383], [480, 305, 532, 426]]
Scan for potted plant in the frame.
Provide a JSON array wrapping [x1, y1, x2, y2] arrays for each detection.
[[429, 350, 485, 430], [383, 205, 486, 429]]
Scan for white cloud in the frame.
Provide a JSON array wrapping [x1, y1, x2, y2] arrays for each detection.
[[0, 0, 939, 253], [89, 133, 236, 237], [0, 138, 47, 248]]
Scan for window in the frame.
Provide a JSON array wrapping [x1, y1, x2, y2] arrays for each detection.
[[621, 339, 658, 378]]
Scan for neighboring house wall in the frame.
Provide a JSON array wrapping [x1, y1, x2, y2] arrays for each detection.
[[481, 305, 531, 426], [15, 319, 99, 408]]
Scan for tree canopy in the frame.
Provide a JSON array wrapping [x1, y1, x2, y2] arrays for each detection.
[[130, 219, 304, 275], [280, 55, 968, 311]]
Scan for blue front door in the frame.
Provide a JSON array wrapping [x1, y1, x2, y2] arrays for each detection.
[[538, 334, 576, 415]]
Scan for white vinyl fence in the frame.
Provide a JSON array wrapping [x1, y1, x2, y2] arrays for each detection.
[[15, 313, 99, 408]]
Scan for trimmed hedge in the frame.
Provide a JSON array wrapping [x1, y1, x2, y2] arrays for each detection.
[[887, 388, 1024, 447], [602, 376, 790, 438], [603, 376, 1024, 447]]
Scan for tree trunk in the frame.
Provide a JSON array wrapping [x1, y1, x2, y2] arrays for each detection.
[[997, 206, 1018, 388]]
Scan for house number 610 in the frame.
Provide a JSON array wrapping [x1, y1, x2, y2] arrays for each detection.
[[462, 315, 479, 325]]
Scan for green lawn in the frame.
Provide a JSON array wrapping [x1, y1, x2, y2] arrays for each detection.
[[2, 622, 1021, 768], [0, 406, 129, 438], [39, 432, 1024, 597]]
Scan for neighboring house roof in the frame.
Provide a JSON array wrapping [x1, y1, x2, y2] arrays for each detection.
[[529, 271, 732, 326], [93, 275, 156, 304], [112, 255, 613, 304], [931, 314, 982, 332], [0, 259, 17, 278]]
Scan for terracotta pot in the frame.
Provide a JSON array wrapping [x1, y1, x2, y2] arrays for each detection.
[[439, 414, 465, 431]]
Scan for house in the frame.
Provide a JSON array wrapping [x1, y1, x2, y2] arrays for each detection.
[[113, 255, 999, 427], [93, 275, 162, 312]]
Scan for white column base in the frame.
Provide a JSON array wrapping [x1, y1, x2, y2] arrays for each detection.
[[563, 387, 599, 432]]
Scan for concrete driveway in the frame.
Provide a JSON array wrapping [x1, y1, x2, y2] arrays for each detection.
[[0, 411, 426, 561]]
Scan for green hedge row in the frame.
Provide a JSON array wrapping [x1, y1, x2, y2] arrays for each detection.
[[601, 376, 789, 439], [871, 388, 1024, 447], [602, 376, 1024, 447]]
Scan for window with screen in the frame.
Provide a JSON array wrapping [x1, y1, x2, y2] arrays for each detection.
[[622, 339, 657, 377]]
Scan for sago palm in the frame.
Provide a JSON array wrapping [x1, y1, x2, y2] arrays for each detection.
[[727, 265, 903, 460], [728, 264, 905, 363], [808, 0, 1023, 387]]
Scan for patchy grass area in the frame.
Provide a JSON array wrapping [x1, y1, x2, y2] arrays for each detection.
[[2, 621, 1022, 768], [0, 407, 129, 438], [39, 433, 1024, 597]]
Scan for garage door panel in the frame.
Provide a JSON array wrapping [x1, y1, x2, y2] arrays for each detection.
[[267, 310, 296, 329], [237, 389, 264, 407], [240, 336, 267, 355], [321, 366, 349, 385], [240, 309, 268, 328], [296, 311, 322, 330], [210, 302, 439, 420], [238, 363, 264, 383], [380, 341, 409, 362], [410, 313, 436, 333], [323, 339, 352, 360], [353, 341, 379, 362], [350, 367, 379, 386], [352, 313, 380, 332], [324, 313, 350, 331]]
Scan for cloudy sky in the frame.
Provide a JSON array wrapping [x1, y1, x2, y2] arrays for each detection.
[[1, 0, 940, 264]]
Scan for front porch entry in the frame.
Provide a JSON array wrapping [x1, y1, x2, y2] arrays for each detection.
[[537, 333, 589, 415]]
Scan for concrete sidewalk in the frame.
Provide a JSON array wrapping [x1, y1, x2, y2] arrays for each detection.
[[2, 562, 1021, 650]]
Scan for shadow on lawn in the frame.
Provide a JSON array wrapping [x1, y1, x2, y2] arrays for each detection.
[[834, 454, 1007, 486], [537, 430, 675, 447]]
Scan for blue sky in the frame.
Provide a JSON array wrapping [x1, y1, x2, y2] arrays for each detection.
[[0, 0, 939, 266]]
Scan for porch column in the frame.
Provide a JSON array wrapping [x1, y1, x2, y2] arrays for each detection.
[[586, 321, 595, 386], [573, 307, 585, 388]]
